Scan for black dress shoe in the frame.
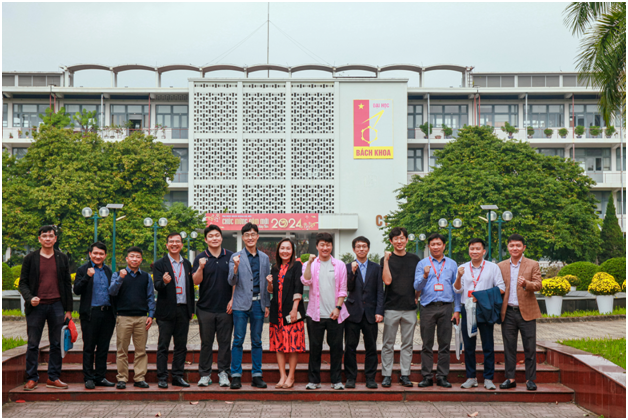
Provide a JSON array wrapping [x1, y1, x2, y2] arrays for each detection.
[[116, 381, 126, 389], [500, 380, 517, 389], [345, 378, 356, 388], [133, 381, 149, 388], [158, 380, 168, 389], [526, 380, 537, 391], [230, 377, 242, 389], [417, 378, 433, 387], [399, 376, 413, 387], [382, 376, 392, 387], [366, 379, 378, 389], [85, 380, 95, 389], [436, 377, 452, 388], [172, 377, 190, 387], [251, 377, 267, 388], [95, 378, 115, 387]]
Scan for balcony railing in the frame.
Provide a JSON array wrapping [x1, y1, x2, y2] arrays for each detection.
[[1, 127, 189, 140], [407, 127, 622, 142], [171, 172, 188, 183]]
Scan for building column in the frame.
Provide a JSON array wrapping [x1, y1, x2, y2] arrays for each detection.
[[155, 70, 161, 88]]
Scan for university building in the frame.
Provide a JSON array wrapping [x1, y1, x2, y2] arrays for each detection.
[[2, 64, 625, 260]]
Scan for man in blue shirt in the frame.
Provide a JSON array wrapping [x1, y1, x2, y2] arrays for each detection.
[[414, 233, 461, 388], [74, 242, 116, 389]]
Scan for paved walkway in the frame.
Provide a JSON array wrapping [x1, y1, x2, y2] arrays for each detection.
[[1, 400, 594, 418]]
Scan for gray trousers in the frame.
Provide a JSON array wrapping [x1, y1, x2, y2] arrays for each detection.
[[381, 309, 417, 376], [419, 302, 453, 380], [502, 306, 537, 381]]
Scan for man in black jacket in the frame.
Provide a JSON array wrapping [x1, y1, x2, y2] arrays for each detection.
[[18, 225, 73, 391], [344, 236, 385, 389], [73, 241, 116, 389], [153, 233, 195, 389]]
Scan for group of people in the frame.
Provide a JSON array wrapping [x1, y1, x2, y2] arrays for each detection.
[[18, 223, 542, 392]]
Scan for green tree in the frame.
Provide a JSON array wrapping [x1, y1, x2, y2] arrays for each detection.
[[598, 198, 625, 262], [564, 2, 626, 124], [72, 109, 99, 132], [39, 107, 71, 128], [382, 126, 601, 263]]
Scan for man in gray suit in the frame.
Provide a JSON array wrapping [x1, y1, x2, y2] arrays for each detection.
[[228, 222, 271, 389]]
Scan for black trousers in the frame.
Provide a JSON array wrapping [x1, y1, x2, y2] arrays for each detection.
[[25, 301, 64, 382], [80, 307, 116, 382], [419, 302, 453, 380], [460, 306, 495, 380], [306, 317, 344, 384], [502, 306, 537, 381], [344, 314, 378, 381], [197, 308, 233, 377], [156, 305, 191, 381]]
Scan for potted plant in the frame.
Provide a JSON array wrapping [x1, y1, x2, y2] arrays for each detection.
[[9, 132, 13, 139], [605, 125, 615, 138], [541, 277, 570, 316], [562, 274, 580, 292], [419, 122, 433, 139], [442, 124, 453, 139], [589, 125, 601, 137], [574, 125, 585, 138], [500, 122, 518, 139], [544, 128, 553, 138], [588, 272, 621, 314], [558, 128, 568, 139], [526, 126, 535, 138]]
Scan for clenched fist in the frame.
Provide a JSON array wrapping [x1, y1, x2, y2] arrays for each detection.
[[199, 258, 207, 268], [351, 261, 358, 273], [233, 255, 240, 267], [384, 251, 391, 261], [266, 274, 273, 284], [119, 269, 128, 278], [308, 254, 316, 264], [163, 272, 172, 284], [87, 267, 95, 277], [31, 297, 40, 307], [423, 265, 431, 276], [457, 266, 465, 277]]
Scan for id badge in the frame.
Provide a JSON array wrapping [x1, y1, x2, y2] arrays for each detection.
[[468, 290, 474, 298], [434, 283, 444, 292], [176, 286, 183, 295]]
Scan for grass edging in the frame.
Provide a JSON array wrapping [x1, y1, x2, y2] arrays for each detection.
[[558, 337, 626, 369]]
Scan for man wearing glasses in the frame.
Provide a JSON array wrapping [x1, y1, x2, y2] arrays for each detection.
[[153, 233, 195, 389], [228, 223, 271, 389]]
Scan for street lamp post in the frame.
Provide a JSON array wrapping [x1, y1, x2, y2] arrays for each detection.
[[480, 205, 499, 261], [82, 207, 110, 242], [438, 218, 463, 259], [418, 233, 426, 258], [144, 217, 168, 264], [180, 231, 198, 261], [408, 233, 418, 255], [106, 204, 124, 271], [497, 211, 514, 262]]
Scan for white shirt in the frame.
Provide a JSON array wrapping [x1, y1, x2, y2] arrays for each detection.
[[168, 254, 186, 304], [454, 260, 505, 299], [508, 257, 522, 306], [318, 259, 336, 319]]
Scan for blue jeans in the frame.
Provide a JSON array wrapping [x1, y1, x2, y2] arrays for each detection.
[[461, 305, 495, 380], [231, 300, 264, 378], [26, 301, 65, 382]]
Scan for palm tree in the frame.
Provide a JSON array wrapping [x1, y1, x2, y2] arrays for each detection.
[[563, 2, 626, 125]]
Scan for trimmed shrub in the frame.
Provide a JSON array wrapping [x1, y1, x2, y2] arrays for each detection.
[[599, 257, 626, 284], [10, 265, 21, 280], [340, 253, 354, 264], [559, 261, 600, 291], [2, 263, 14, 290]]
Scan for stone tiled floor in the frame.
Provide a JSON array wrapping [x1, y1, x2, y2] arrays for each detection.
[[1, 400, 595, 418]]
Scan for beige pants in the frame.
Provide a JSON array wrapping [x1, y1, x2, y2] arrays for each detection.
[[116, 316, 148, 383]]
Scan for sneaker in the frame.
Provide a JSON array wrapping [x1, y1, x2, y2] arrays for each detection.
[[198, 376, 212, 387], [461, 378, 478, 389], [218, 372, 230, 387], [305, 382, 321, 390], [484, 379, 496, 390], [331, 382, 344, 390]]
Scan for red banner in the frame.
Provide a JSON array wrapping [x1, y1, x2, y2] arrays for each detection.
[[205, 213, 319, 231]]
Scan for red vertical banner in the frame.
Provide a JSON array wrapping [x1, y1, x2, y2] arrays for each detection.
[[354, 100, 370, 147]]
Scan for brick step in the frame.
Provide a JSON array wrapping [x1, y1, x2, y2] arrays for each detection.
[[41, 345, 546, 365], [37, 362, 560, 384], [7, 382, 574, 403]]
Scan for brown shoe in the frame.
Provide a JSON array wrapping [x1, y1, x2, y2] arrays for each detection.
[[24, 380, 38, 391], [46, 379, 69, 389]]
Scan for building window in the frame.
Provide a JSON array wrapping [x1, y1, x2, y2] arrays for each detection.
[[13, 104, 48, 132], [617, 192, 626, 215], [407, 105, 423, 139], [430, 105, 468, 136], [569, 105, 603, 129], [156, 105, 188, 139], [65, 105, 101, 128], [478, 105, 518, 128], [172, 148, 188, 182], [3, 103, 7, 127], [13, 147, 28, 159], [575, 148, 611, 172], [110, 105, 149, 128], [591, 191, 610, 218], [617, 148, 626, 171], [164, 191, 188, 207], [538, 148, 565, 158], [429, 148, 444, 169], [407, 148, 423, 172], [525, 105, 564, 138]]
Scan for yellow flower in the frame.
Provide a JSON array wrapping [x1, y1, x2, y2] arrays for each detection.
[[561, 275, 580, 286], [541, 277, 571, 297], [588, 272, 621, 296], [14, 277, 20, 289]]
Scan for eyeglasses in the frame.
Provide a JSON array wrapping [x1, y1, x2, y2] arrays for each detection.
[[40, 235, 56, 239], [354, 245, 369, 250], [243, 233, 258, 239]]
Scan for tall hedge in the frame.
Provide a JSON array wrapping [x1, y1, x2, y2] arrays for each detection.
[[2, 262, 14, 290], [599, 257, 626, 284], [559, 261, 600, 291], [599, 199, 626, 262]]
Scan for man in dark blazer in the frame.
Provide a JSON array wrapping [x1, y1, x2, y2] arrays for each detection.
[[74, 241, 116, 389], [344, 236, 385, 389], [153, 232, 195, 388]]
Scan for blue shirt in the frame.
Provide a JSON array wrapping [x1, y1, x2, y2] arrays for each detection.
[[414, 256, 461, 312], [246, 248, 260, 294], [90, 261, 111, 307], [356, 259, 368, 280], [109, 266, 156, 318], [168, 254, 187, 305]]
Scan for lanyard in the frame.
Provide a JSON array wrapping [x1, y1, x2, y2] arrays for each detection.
[[469, 261, 486, 290], [172, 259, 184, 286], [429, 256, 446, 284]]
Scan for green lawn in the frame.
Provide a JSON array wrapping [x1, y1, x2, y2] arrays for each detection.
[[2, 335, 27, 352], [543, 307, 626, 318], [558, 337, 626, 369]]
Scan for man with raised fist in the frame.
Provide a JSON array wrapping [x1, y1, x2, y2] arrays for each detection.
[[109, 247, 155, 390]]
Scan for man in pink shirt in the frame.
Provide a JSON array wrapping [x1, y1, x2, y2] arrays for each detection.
[[301, 232, 349, 390]]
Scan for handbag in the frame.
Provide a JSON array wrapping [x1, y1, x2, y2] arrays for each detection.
[[465, 296, 478, 338], [285, 312, 303, 324]]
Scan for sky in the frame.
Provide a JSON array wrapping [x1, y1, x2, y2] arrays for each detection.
[[2, 2, 582, 88]]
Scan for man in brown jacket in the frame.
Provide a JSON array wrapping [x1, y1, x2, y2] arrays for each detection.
[[497, 234, 542, 391]]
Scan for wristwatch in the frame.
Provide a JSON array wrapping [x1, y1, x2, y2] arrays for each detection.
[[336, 305, 342, 310]]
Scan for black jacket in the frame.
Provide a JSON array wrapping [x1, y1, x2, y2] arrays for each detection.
[[269, 261, 306, 325], [73, 260, 115, 320], [345, 260, 385, 324], [18, 249, 73, 316], [153, 254, 195, 321]]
